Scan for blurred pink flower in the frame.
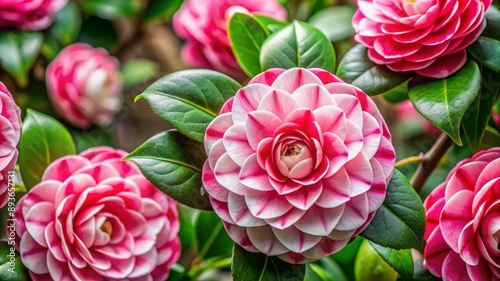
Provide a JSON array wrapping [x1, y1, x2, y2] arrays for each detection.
[[353, 0, 492, 78], [46, 43, 123, 129], [0, 82, 21, 208], [395, 100, 440, 138], [424, 148, 500, 280], [202, 68, 396, 263], [15, 147, 180, 280], [0, 0, 67, 30], [173, 0, 287, 79]]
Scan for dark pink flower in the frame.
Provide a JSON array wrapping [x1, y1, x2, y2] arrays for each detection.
[[424, 148, 500, 280], [173, 0, 287, 79], [0, 0, 67, 30], [0, 82, 21, 208], [46, 43, 123, 129], [202, 68, 396, 263], [353, 0, 492, 78], [15, 147, 180, 280]]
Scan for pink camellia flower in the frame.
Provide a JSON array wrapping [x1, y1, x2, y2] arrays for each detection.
[[46, 43, 123, 129], [0, 0, 67, 30], [424, 148, 500, 280], [15, 147, 180, 280], [173, 0, 287, 79], [0, 82, 21, 208], [203, 68, 396, 263], [353, 0, 492, 78]]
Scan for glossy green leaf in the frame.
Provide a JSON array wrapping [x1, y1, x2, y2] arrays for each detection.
[[382, 81, 409, 103], [254, 15, 288, 33], [136, 69, 241, 142], [461, 65, 500, 152], [469, 37, 500, 72], [50, 2, 81, 46], [409, 60, 481, 145], [482, 6, 500, 40], [305, 264, 334, 281], [260, 20, 335, 72], [361, 169, 426, 252], [306, 259, 348, 281], [126, 130, 212, 210], [78, 16, 118, 50], [369, 241, 414, 281], [337, 44, 411, 96], [308, 6, 356, 42], [144, 0, 183, 23], [0, 243, 29, 281], [121, 59, 158, 89], [195, 211, 233, 259], [228, 13, 269, 77], [232, 244, 306, 281], [80, 0, 141, 19], [0, 32, 43, 87], [18, 110, 76, 189]]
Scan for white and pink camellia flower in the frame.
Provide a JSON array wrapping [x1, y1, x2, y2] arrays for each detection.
[[0, 0, 67, 30], [15, 147, 180, 280], [46, 43, 123, 129], [202, 68, 396, 263], [353, 0, 492, 78], [424, 148, 500, 280], [173, 0, 287, 79], [0, 82, 21, 208]]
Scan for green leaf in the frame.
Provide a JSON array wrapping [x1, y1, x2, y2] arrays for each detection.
[[144, 0, 184, 23], [125, 130, 212, 211], [228, 13, 269, 77], [80, 0, 141, 19], [469, 37, 500, 72], [337, 44, 411, 96], [361, 169, 426, 252], [408, 260, 440, 281], [50, 2, 81, 46], [254, 15, 288, 33], [481, 126, 500, 150], [482, 6, 500, 40], [381, 81, 409, 104], [136, 69, 241, 142], [0, 32, 43, 87], [0, 243, 29, 281], [178, 206, 197, 255], [260, 20, 335, 72], [408, 60, 481, 145], [308, 6, 356, 42], [369, 241, 414, 281], [70, 127, 114, 153], [305, 264, 335, 281], [232, 244, 306, 281], [330, 236, 363, 281], [306, 258, 348, 281], [121, 59, 158, 89], [461, 65, 500, 152], [78, 16, 118, 50], [195, 211, 233, 259], [18, 110, 76, 189]]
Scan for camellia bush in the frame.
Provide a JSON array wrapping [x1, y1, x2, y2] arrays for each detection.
[[1, 0, 500, 280]]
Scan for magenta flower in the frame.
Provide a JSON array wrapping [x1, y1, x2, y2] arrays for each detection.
[[424, 148, 500, 280], [202, 68, 396, 263], [173, 0, 287, 79], [352, 0, 492, 78], [46, 43, 123, 129], [0, 82, 21, 208], [0, 0, 67, 30], [15, 147, 180, 280]]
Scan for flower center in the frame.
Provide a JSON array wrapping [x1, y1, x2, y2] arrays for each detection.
[[284, 144, 302, 157], [101, 221, 113, 236]]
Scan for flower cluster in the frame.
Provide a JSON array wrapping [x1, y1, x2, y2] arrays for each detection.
[[353, 0, 492, 78], [15, 147, 180, 280], [424, 148, 500, 280], [46, 43, 123, 129], [203, 68, 396, 263]]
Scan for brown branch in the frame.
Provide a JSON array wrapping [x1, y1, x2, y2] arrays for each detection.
[[410, 133, 454, 193]]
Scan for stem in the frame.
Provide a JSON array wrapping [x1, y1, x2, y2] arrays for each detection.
[[395, 155, 423, 168], [410, 133, 454, 193], [188, 257, 232, 278]]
